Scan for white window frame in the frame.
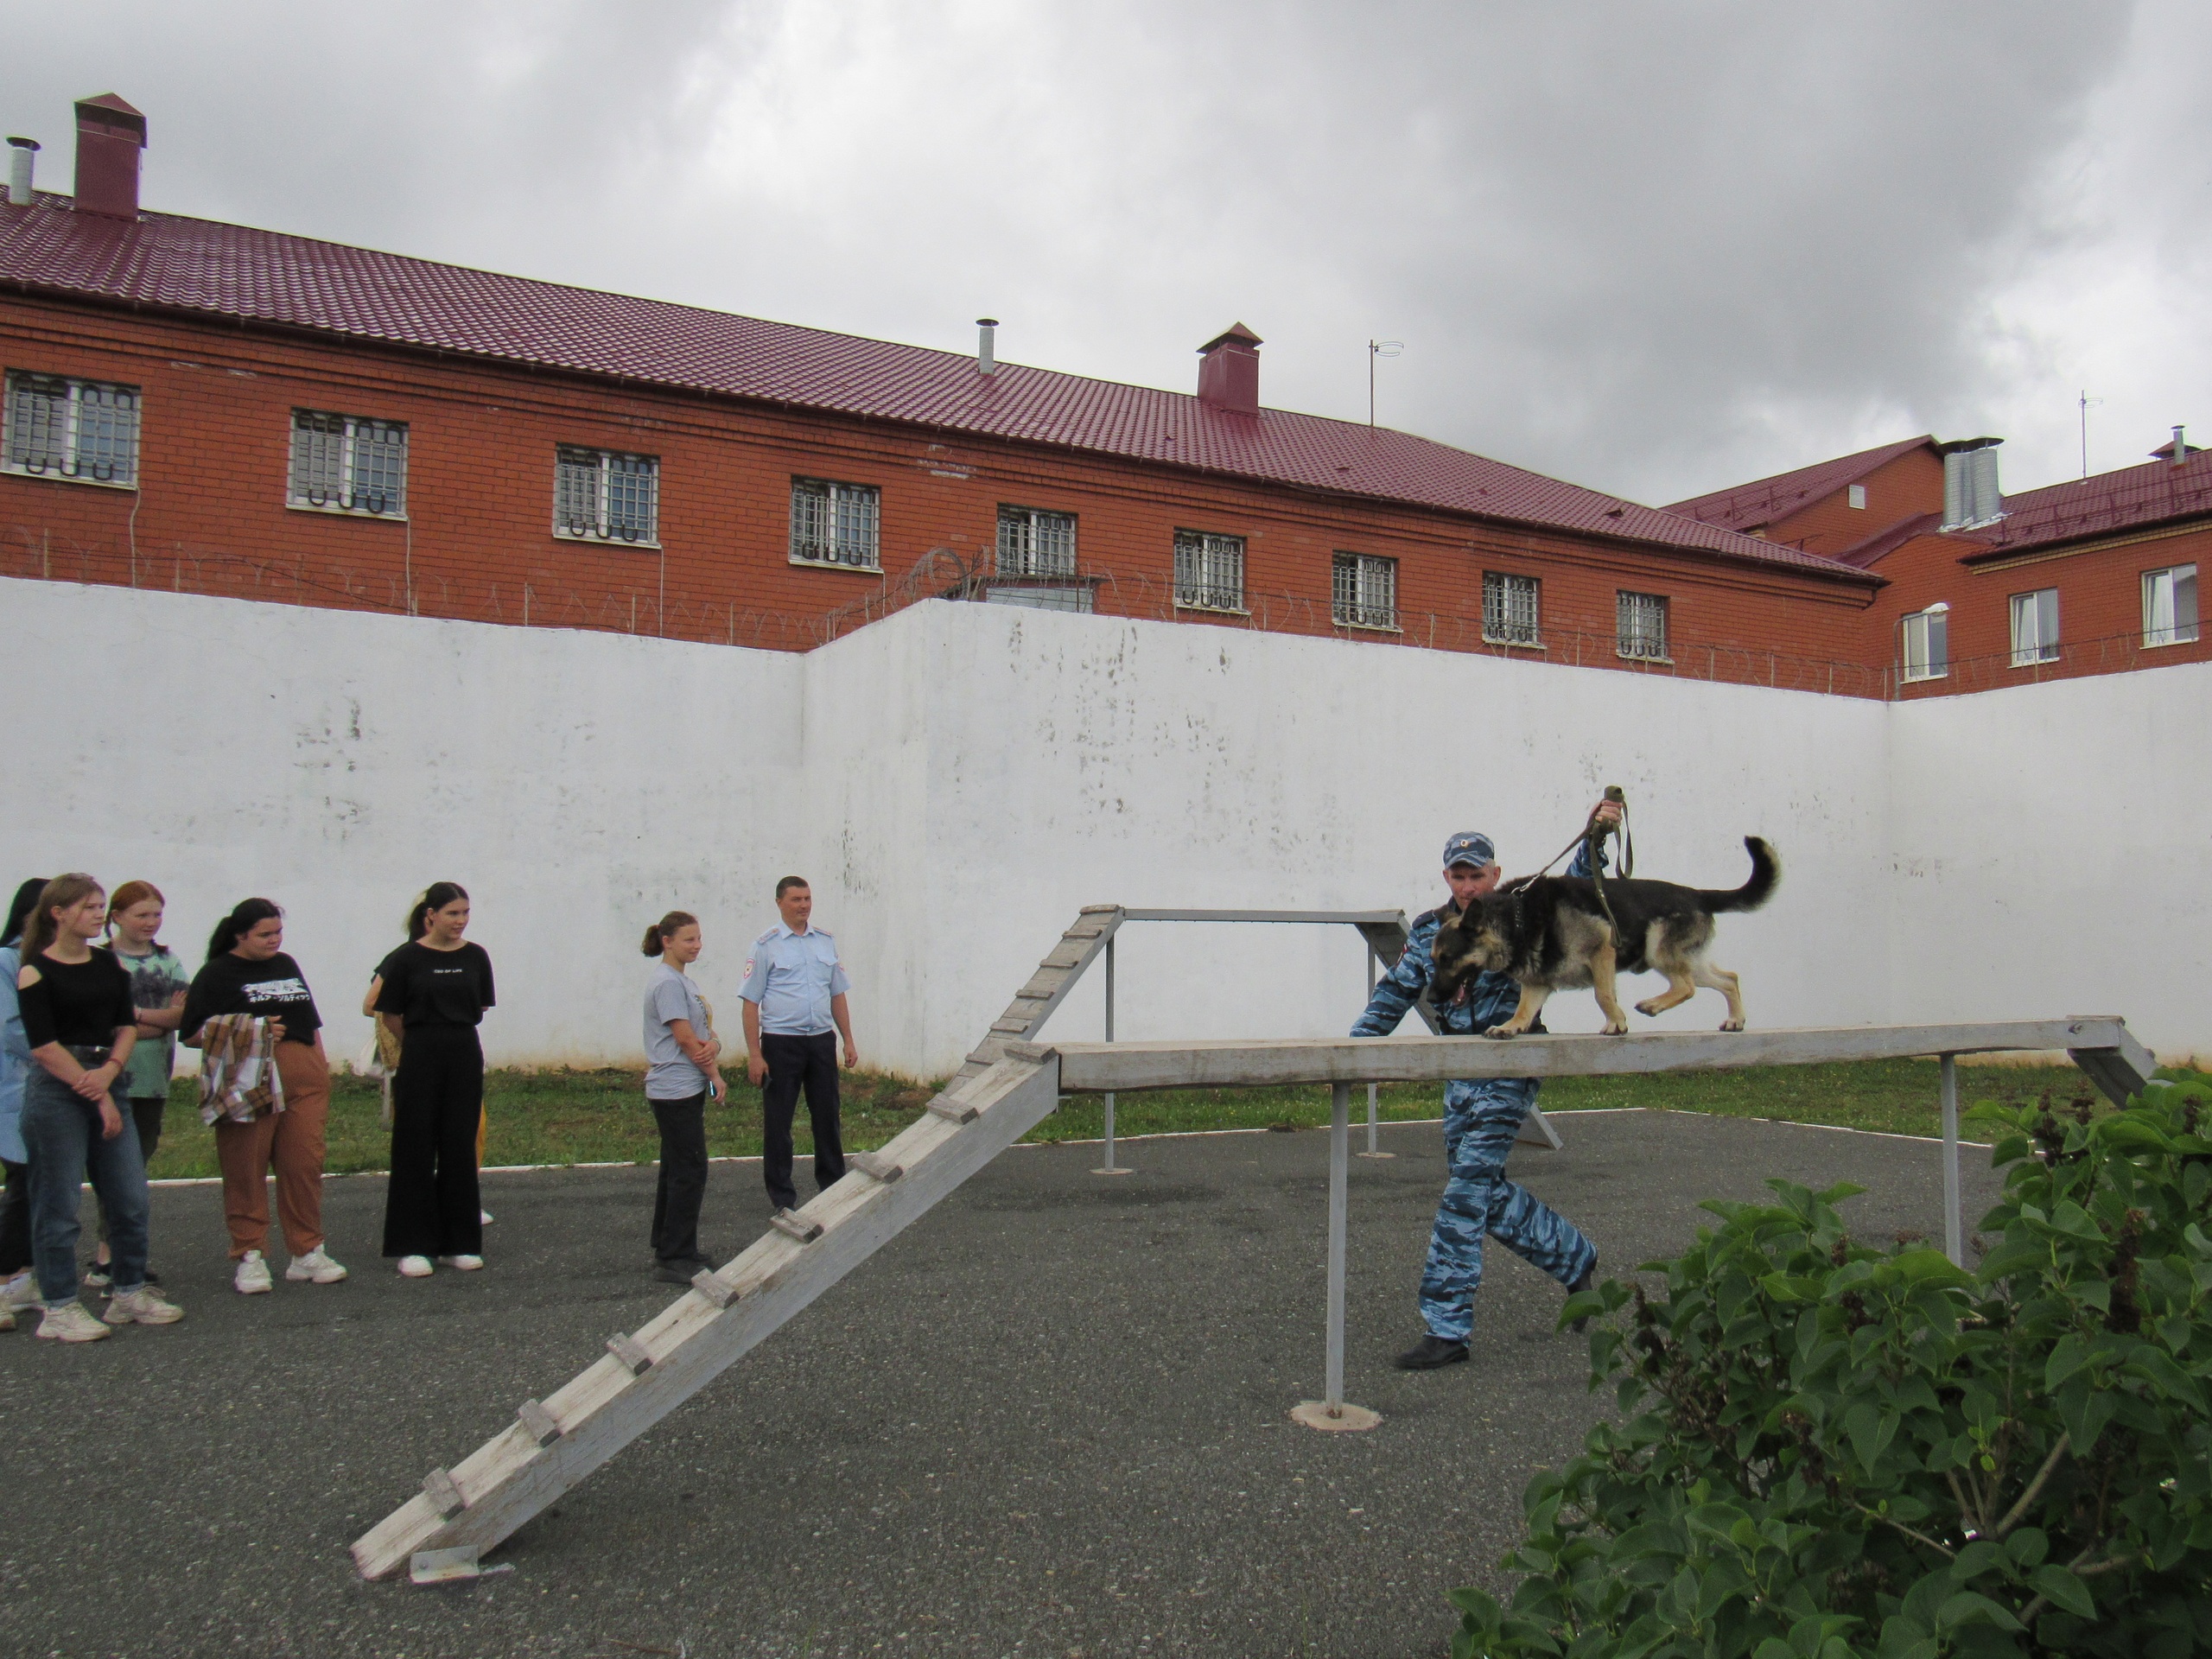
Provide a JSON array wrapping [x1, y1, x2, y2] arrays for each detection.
[[2009, 587, 2060, 666], [1332, 552, 1398, 632], [1173, 530, 1246, 613], [1901, 602, 1948, 683], [1617, 590, 1670, 662], [790, 477, 881, 570], [289, 410, 408, 518], [2143, 563, 2198, 648], [1482, 571, 1541, 645], [554, 446, 660, 545], [996, 505, 1077, 578], [1847, 483, 1867, 510], [3, 370, 140, 488]]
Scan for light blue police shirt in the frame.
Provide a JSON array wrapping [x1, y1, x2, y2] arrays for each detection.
[[739, 925, 850, 1037]]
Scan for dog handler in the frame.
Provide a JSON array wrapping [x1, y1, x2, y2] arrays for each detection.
[[1351, 810, 1614, 1370]]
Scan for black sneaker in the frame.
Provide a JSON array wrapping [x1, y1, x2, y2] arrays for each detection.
[[1393, 1333, 1471, 1370], [652, 1261, 696, 1286], [1567, 1262, 1598, 1334]]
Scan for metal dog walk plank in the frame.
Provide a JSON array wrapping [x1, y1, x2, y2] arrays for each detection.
[[349, 1052, 1063, 1580]]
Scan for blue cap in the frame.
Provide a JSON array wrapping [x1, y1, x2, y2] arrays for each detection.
[[1441, 830, 1496, 870]]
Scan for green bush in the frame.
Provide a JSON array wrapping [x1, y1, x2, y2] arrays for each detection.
[[1452, 1079, 2212, 1659]]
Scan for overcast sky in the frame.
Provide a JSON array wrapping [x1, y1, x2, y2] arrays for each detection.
[[12, 2, 2209, 505]]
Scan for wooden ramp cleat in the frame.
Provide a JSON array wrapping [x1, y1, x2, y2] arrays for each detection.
[[768, 1209, 823, 1243], [516, 1400, 563, 1448], [846, 1149, 904, 1183]]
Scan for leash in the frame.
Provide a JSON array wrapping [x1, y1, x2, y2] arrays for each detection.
[[1505, 786, 1632, 939]]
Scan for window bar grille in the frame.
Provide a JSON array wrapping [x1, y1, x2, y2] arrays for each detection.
[[997, 508, 1077, 578], [6, 374, 139, 485], [557, 448, 659, 543], [791, 480, 881, 568], [1332, 554, 1396, 629], [1483, 573, 1540, 645], [1174, 531, 1244, 611], [1617, 592, 1669, 661]]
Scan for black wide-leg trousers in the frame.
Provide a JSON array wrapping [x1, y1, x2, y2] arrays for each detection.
[[382, 1025, 484, 1258]]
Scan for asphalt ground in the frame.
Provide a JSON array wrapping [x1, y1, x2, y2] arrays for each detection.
[[0, 1108, 2005, 1659]]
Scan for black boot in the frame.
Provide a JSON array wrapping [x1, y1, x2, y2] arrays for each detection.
[[1393, 1333, 1470, 1370], [1567, 1262, 1598, 1334]]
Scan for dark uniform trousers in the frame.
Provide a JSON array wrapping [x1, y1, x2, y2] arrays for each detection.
[[759, 1031, 844, 1211]]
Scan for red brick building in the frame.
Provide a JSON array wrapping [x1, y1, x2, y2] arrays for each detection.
[[1666, 433, 2209, 696], [2, 94, 1890, 693]]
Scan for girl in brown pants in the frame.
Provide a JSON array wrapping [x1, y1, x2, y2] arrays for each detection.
[[180, 899, 347, 1292]]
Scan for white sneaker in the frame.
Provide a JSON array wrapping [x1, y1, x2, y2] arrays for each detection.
[[104, 1286, 184, 1325], [436, 1254, 484, 1271], [285, 1246, 348, 1285], [0, 1270, 41, 1313], [480, 1209, 494, 1226], [397, 1255, 435, 1278], [36, 1300, 111, 1342], [234, 1250, 274, 1294]]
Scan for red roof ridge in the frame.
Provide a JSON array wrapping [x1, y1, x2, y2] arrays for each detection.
[[0, 195, 1878, 586]]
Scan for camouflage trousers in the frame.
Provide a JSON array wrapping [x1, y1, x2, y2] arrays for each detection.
[[1419, 1077, 1597, 1342]]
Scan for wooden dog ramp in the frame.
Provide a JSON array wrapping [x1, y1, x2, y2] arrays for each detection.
[[350, 906, 1128, 1580]]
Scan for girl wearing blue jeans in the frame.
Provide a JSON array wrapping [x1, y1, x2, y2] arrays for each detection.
[[16, 874, 184, 1341]]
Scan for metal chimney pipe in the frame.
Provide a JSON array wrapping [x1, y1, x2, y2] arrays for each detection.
[[6, 137, 38, 206], [976, 318, 999, 377], [2174, 425, 2188, 466]]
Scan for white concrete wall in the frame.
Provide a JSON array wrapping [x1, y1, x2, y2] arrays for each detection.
[[3, 575, 2202, 1078], [1887, 658, 2212, 1063]]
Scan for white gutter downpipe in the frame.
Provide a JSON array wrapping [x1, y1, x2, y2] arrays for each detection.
[[7, 137, 38, 206]]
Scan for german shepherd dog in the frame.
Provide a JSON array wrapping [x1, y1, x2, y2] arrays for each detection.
[[1432, 837, 1779, 1038]]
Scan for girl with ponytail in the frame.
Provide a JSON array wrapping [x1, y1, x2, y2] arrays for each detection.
[[179, 898, 346, 1294], [639, 911, 721, 1282], [371, 883, 496, 1278]]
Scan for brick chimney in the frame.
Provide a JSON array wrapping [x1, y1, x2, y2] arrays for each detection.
[[73, 93, 145, 219], [1197, 322, 1262, 416]]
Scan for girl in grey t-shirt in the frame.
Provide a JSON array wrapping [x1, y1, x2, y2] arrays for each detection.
[[641, 912, 721, 1281]]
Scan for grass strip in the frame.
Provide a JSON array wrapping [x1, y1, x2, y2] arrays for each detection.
[[143, 1058, 2191, 1182]]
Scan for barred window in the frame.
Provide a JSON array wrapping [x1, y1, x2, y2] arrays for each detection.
[[4, 371, 139, 486], [791, 478, 881, 569], [1617, 590, 1669, 661], [997, 505, 1077, 578], [555, 446, 659, 543], [289, 410, 407, 516], [1173, 530, 1245, 612], [1332, 551, 1397, 630], [2009, 588, 2059, 666], [1901, 604, 1948, 683], [1482, 571, 1540, 645], [2143, 564, 2198, 647]]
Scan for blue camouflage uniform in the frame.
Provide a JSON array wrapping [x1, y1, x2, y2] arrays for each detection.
[[1352, 842, 1599, 1343]]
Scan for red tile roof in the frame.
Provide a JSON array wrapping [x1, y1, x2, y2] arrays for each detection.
[[1662, 435, 1934, 533], [1961, 448, 2212, 562], [0, 194, 1878, 586]]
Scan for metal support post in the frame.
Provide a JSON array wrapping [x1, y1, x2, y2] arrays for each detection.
[[1940, 1053, 1962, 1267], [1092, 936, 1131, 1176], [1357, 947, 1392, 1159], [1290, 1083, 1380, 1431]]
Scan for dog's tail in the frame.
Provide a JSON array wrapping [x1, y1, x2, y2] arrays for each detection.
[[1699, 837, 1780, 913]]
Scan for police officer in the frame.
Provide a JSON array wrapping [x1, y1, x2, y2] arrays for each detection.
[[1352, 810, 1614, 1370], [741, 877, 858, 1214]]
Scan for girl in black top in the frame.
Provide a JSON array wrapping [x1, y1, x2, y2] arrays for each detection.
[[181, 899, 348, 1293], [15, 874, 182, 1336], [374, 882, 495, 1275]]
